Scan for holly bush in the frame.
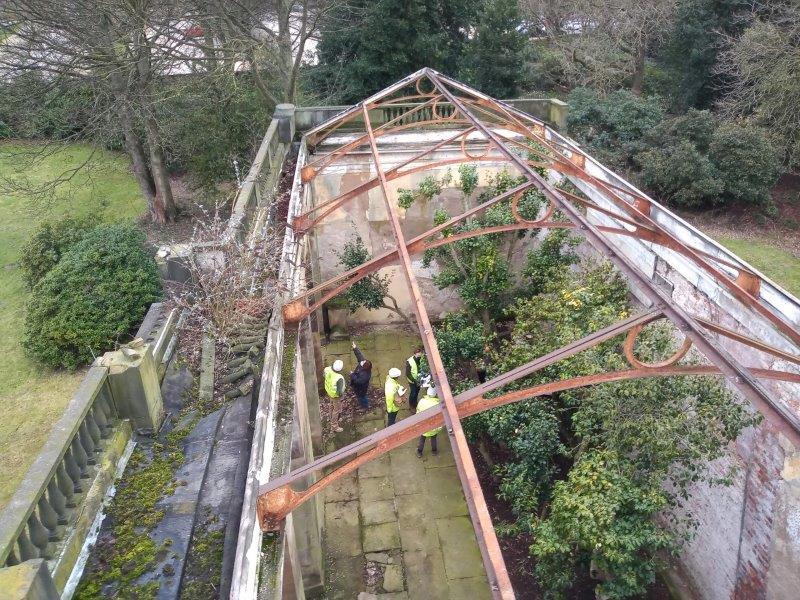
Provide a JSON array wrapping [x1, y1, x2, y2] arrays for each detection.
[[566, 88, 665, 168], [24, 224, 161, 369], [334, 236, 389, 312]]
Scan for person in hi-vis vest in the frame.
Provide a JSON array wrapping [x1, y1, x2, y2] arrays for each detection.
[[384, 367, 406, 427], [323, 359, 345, 399], [405, 347, 424, 410], [415, 386, 442, 457]]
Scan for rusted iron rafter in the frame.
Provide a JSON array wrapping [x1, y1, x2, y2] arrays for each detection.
[[257, 306, 800, 526], [357, 103, 515, 599], [424, 67, 800, 446], [304, 68, 430, 146], [259, 310, 665, 522], [258, 362, 800, 529], [292, 127, 508, 234], [456, 92, 797, 346], [302, 95, 445, 181], [282, 180, 535, 323]]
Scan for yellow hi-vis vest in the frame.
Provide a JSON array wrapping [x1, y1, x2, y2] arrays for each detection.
[[324, 366, 344, 398], [406, 356, 419, 382], [385, 376, 401, 412], [416, 395, 442, 437]]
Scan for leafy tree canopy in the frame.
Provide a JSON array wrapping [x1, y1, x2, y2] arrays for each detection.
[[313, 0, 481, 103]]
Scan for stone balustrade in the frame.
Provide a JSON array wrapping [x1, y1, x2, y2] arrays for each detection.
[[0, 302, 179, 598], [293, 97, 569, 132], [0, 367, 129, 591]]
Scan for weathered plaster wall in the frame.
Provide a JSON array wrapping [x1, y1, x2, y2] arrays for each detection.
[[309, 134, 526, 325]]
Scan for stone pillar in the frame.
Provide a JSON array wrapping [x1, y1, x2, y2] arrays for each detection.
[[0, 559, 59, 599], [98, 339, 164, 434], [549, 99, 569, 130], [274, 103, 296, 144]]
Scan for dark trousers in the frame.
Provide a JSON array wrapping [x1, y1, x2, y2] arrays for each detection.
[[356, 393, 369, 409], [387, 411, 399, 426], [409, 382, 420, 410], [417, 434, 438, 454]]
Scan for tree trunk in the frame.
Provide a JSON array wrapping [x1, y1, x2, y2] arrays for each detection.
[[117, 102, 156, 204], [143, 112, 176, 224], [277, 0, 295, 101], [134, 28, 176, 224], [382, 296, 414, 329]]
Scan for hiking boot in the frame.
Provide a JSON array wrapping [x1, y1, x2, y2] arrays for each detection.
[[416, 450, 423, 458]]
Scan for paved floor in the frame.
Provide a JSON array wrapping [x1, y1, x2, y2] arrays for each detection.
[[321, 331, 491, 599]]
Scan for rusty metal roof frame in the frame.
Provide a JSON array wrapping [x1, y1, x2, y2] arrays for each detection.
[[257, 68, 800, 599]]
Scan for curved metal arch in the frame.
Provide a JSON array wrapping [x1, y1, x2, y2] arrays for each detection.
[[258, 362, 800, 530]]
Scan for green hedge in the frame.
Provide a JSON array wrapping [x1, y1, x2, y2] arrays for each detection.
[[19, 217, 94, 289], [24, 224, 161, 369], [638, 110, 782, 208]]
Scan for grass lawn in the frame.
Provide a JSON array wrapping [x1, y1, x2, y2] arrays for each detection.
[[716, 236, 800, 299], [0, 141, 145, 508]]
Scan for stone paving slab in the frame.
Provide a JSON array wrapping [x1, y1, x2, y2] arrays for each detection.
[[448, 576, 492, 599], [396, 494, 438, 552], [363, 521, 401, 553], [436, 516, 486, 581], [425, 465, 462, 493], [361, 499, 397, 525], [359, 453, 391, 479], [403, 548, 450, 599], [328, 555, 364, 599], [326, 500, 362, 558], [326, 470, 359, 503], [360, 476, 395, 502], [427, 491, 469, 519], [389, 449, 426, 496]]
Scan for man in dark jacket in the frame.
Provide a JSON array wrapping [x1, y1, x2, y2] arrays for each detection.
[[405, 347, 424, 410], [350, 341, 372, 409]]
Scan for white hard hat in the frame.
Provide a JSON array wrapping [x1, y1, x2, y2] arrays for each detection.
[[388, 367, 401, 378], [333, 360, 344, 372], [427, 386, 437, 398]]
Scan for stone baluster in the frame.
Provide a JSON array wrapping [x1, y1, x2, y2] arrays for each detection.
[[27, 511, 50, 558], [79, 420, 97, 465], [56, 462, 77, 508], [99, 386, 117, 420], [47, 478, 68, 525], [37, 493, 60, 541], [92, 402, 111, 439], [63, 446, 85, 492], [86, 408, 103, 448], [17, 527, 39, 561]]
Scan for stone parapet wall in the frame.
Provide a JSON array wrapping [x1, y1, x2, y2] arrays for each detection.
[[0, 308, 178, 599]]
